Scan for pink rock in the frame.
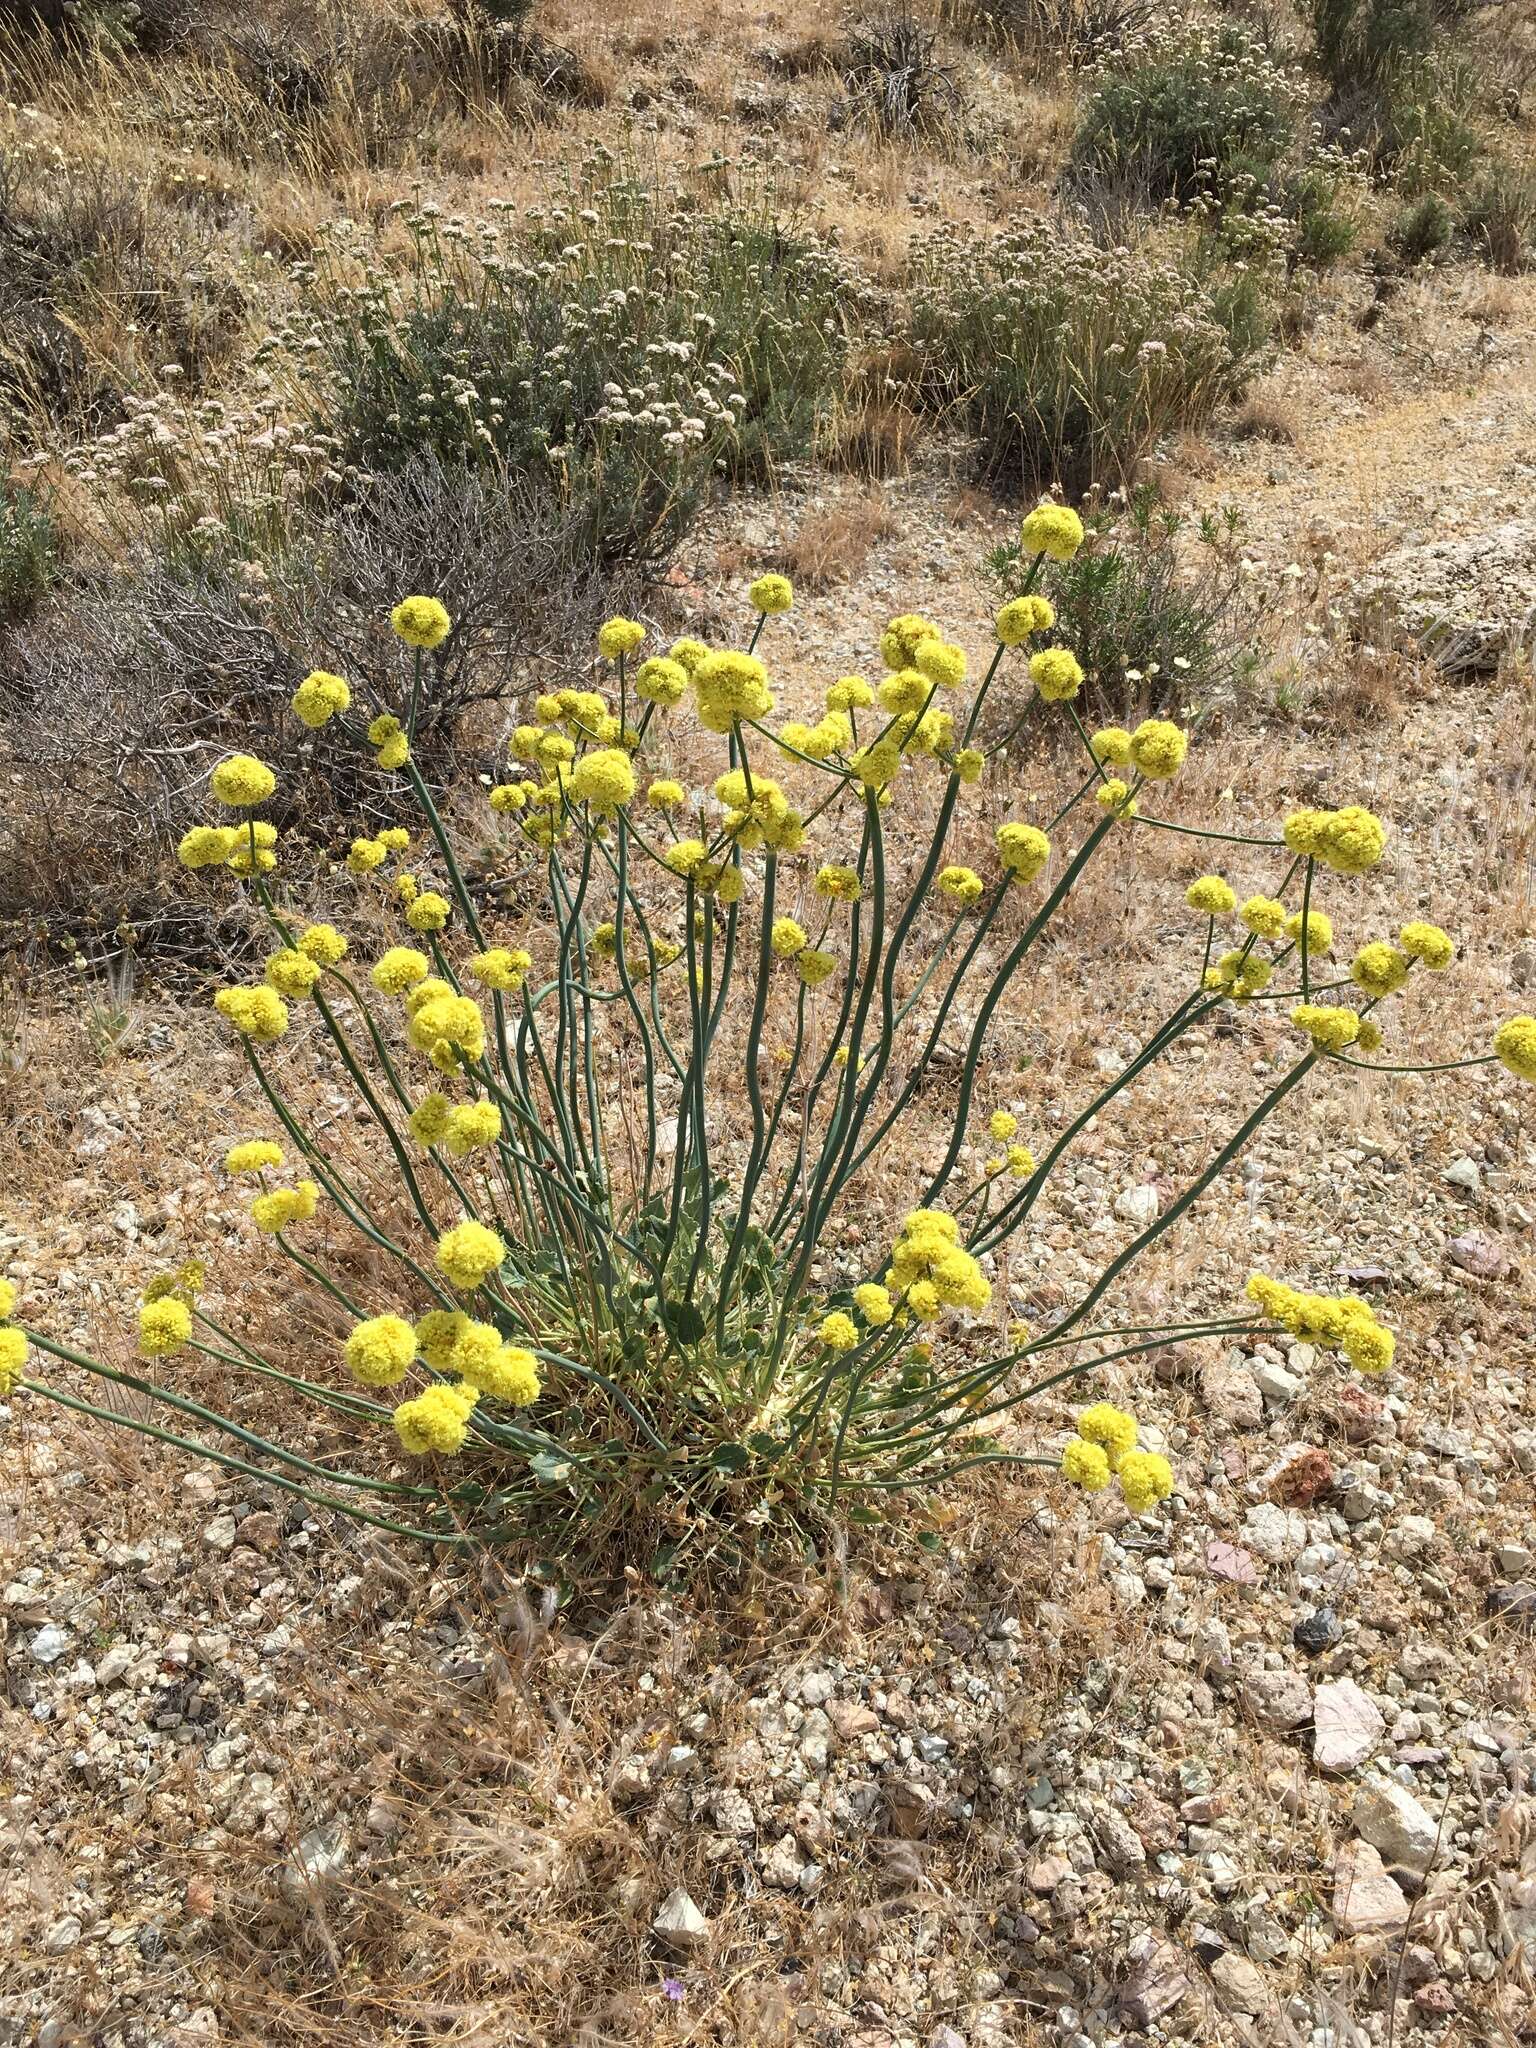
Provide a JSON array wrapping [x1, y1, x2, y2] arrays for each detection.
[[1314, 1678, 1385, 1772], [1333, 1840, 1409, 1937]]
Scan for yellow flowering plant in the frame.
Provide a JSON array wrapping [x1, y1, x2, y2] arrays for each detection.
[[8, 542, 1527, 1563]]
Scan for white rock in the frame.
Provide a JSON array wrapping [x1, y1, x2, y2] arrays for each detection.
[[1252, 1358, 1303, 1405], [1352, 1779, 1440, 1875], [30, 1623, 70, 1665], [1443, 1156, 1482, 1192], [1114, 1184, 1160, 1227], [93, 1643, 134, 1688], [1313, 1679, 1385, 1773], [43, 1915, 82, 1953], [1242, 1668, 1313, 1731], [1241, 1502, 1308, 1565], [652, 1887, 710, 1953], [1332, 1840, 1409, 1937], [760, 1832, 808, 1888]]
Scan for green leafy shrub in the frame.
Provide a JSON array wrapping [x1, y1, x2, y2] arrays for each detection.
[[273, 162, 857, 578], [1071, 23, 1305, 206], [0, 479, 59, 621], [1458, 157, 1536, 272], [943, 0, 1156, 73], [984, 488, 1262, 721], [1389, 189, 1455, 264], [902, 218, 1278, 496], [10, 555, 1476, 1563]]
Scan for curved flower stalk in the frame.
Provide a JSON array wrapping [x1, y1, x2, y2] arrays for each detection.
[[6, 507, 1530, 1560]]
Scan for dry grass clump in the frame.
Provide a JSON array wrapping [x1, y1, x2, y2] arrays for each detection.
[[776, 485, 898, 588]]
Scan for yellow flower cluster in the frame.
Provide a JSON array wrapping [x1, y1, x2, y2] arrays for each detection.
[[299, 924, 348, 965], [937, 864, 984, 906], [1204, 949, 1272, 1000], [469, 946, 533, 992], [1059, 1403, 1174, 1512], [210, 753, 276, 808], [1494, 1015, 1536, 1081], [394, 1381, 478, 1454], [407, 989, 486, 1072], [435, 1219, 507, 1291], [225, 1139, 283, 1174], [569, 748, 637, 812], [1090, 727, 1131, 767], [597, 616, 646, 661], [0, 1280, 24, 1395], [138, 1295, 192, 1358], [214, 985, 289, 1043], [1240, 896, 1287, 939], [1350, 942, 1409, 999], [995, 594, 1055, 646], [996, 822, 1051, 882], [1029, 648, 1084, 703], [1020, 503, 1086, 561], [854, 1282, 894, 1326], [1283, 805, 1387, 874], [405, 891, 451, 933], [820, 1311, 858, 1351], [367, 713, 410, 772], [391, 595, 451, 650], [1127, 719, 1187, 780], [714, 769, 805, 853], [292, 670, 351, 729], [887, 1209, 991, 1321], [1399, 921, 1454, 970], [692, 650, 774, 734], [1186, 875, 1235, 915], [250, 1180, 319, 1234], [749, 573, 794, 615], [1290, 1003, 1360, 1051], [816, 863, 863, 903], [771, 917, 807, 959], [265, 948, 321, 999], [372, 946, 430, 994], [636, 657, 687, 707], [1246, 1273, 1395, 1374]]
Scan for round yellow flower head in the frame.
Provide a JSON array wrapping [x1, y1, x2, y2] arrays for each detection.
[[771, 917, 807, 959], [1007, 1142, 1033, 1175], [178, 824, 239, 870], [1355, 1017, 1383, 1053], [637, 657, 687, 706], [1096, 778, 1137, 817], [409, 1093, 451, 1146], [1342, 1320, 1396, 1375], [488, 783, 528, 815], [1128, 719, 1187, 780], [249, 1181, 319, 1234], [414, 1309, 468, 1370], [408, 993, 485, 1070], [292, 669, 351, 729], [798, 949, 838, 988], [405, 891, 452, 933], [139, 1296, 192, 1358], [997, 822, 1050, 882], [953, 746, 985, 786], [391, 595, 451, 650], [347, 837, 388, 875], [1090, 727, 1132, 768], [878, 668, 930, 717], [1205, 950, 1272, 1000], [850, 738, 902, 790], [1291, 1003, 1360, 1052], [915, 639, 967, 689], [213, 985, 289, 1044], [393, 1381, 478, 1455], [669, 636, 708, 676], [1283, 808, 1330, 857], [1318, 804, 1386, 875], [436, 1219, 507, 1291], [442, 1099, 502, 1158], [1186, 876, 1235, 916], [995, 594, 1055, 647], [345, 1314, 417, 1387], [1061, 1437, 1111, 1492], [378, 827, 410, 853], [210, 753, 276, 808], [225, 1139, 283, 1175], [597, 616, 646, 661], [459, 1340, 540, 1406], [749, 573, 794, 615], [1285, 908, 1333, 954], [297, 924, 348, 966], [647, 780, 686, 813], [0, 1323, 26, 1393], [1494, 1015, 1536, 1082], [1029, 647, 1084, 703], [1077, 1401, 1138, 1468], [937, 864, 984, 907], [1021, 503, 1085, 562], [1399, 920, 1454, 970], [820, 1311, 858, 1352], [376, 734, 410, 771], [265, 948, 320, 999], [987, 1110, 1017, 1142], [468, 946, 532, 992], [1351, 942, 1409, 999], [815, 863, 863, 903], [1240, 896, 1287, 940], [826, 675, 874, 713], [855, 1282, 894, 1327], [691, 649, 774, 733], [564, 747, 635, 813], [371, 946, 430, 995], [1118, 1449, 1175, 1513], [880, 614, 941, 670]]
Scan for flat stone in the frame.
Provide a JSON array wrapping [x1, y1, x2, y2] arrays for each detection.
[[1448, 1231, 1508, 1279], [1314, 1679, 1385, 1773], [1242, 1668, 1313, 1731], [1333, 1840, 1409, 1938], [1241, 1502, 1308, 1565], [1201, 1356, 1264, 1429], [1114, 1184, 1160, 1227], [1117, 1935, 1190, 2027], [1027, 1852, 1074, 1894], [1210, 1951, 1272, 2016], [1443, 1155, 1481, 1192], [1352, 1779, 1440, 1876], [652, 1887, 710, 1954], [29, 1623, 70, 1665], [1263, 1444, 1334, 1507]]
